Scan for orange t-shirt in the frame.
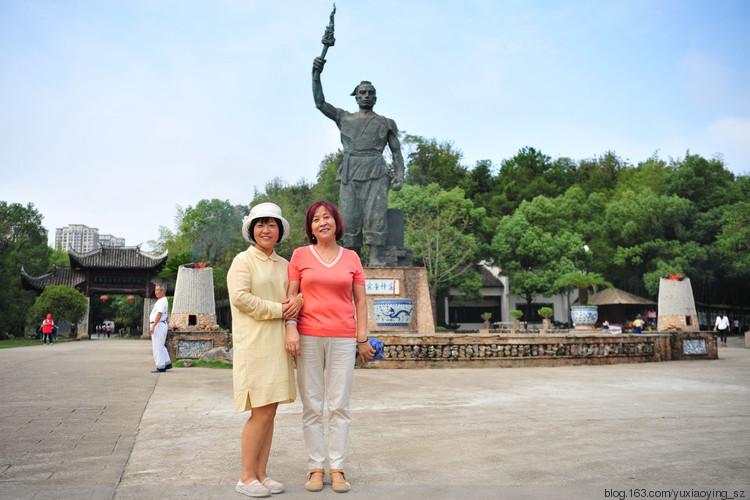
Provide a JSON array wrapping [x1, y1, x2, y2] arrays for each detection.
[[288, 246, 365, 337]]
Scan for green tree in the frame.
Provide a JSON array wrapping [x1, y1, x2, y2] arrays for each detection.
[[662, 153, 736, 212], [575, 150, 625, 195], [491, 197, 586, 316], [554, 270, 613, 305], [390, 183, 487, 324], [403, 136, 470, 190], [27, 285, 87, 326], [493, 147, 575, 215], [0, 202, 52, 335]]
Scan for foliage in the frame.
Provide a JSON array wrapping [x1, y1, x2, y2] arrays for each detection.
[[481, 312, 492, 321], [27, 285, 88, 326], [509, 309, 523, 319], [390, 183, 487, 323], [0, 202, 52, 336], [554, 270, 614, 305], [538, 307, 554, 319], [173, 359, 232, 369], [491, 196, 586, 311], [403, 136, 469, 190], [0, 337, 69, 348]]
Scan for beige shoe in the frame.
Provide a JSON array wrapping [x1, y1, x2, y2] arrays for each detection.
[[261, 477, 285, 494], [330, 469, 350, 493], [305, 469, 324, 492]]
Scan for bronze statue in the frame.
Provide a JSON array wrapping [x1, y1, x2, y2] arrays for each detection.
[[312, 5, 405, 267]]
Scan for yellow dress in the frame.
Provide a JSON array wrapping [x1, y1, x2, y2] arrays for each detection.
[[227, 245, 296, 412]]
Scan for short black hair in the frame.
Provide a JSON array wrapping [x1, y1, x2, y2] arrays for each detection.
[[249, 217, 284, 243]]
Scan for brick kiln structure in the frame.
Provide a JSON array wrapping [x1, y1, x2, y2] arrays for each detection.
[[169, 265, 218, 331], [657, 275, 699, 331]]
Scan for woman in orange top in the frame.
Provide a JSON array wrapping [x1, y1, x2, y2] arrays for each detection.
[[285, 201, 376, 493]]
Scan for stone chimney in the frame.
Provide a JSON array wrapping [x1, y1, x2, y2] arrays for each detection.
[[656, 275, 699, 331], [169, 264, 217, 330]]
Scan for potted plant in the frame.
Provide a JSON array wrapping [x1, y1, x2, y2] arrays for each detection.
[[509, 309, 523, 331], [480, 312, 492, 331], [555, 270, 613, 329], [538, 306, 554, 332]]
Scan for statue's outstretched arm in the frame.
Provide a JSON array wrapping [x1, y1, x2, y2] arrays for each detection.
[[312, 57, 337, 119]]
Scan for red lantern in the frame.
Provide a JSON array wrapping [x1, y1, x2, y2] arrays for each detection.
[[127, 295, 135, 303], [100, 295, 108, 303]]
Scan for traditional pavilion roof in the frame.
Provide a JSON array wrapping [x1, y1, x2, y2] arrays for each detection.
[[68, 245, 168, 270], [589, 287, 656, 306], [21, 265, 87, 291], [479, 264, 505, 288]]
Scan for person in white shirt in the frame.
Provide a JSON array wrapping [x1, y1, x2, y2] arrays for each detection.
[[714, 311, 730, 347], [149, 284, 172, 372]]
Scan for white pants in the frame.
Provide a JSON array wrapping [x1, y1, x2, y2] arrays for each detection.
[[151, 322, 170, 369], [297, 335, 356, 470]]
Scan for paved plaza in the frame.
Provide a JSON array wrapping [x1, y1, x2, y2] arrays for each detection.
[[1, 337, 748, 500]]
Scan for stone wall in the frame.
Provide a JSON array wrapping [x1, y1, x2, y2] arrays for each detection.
[[166, 330, 230, 360], [668, 331, 718, 360], [367, 332, 672, 368]]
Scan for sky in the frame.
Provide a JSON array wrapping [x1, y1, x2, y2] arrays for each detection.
[[1, 0, 749, 251]]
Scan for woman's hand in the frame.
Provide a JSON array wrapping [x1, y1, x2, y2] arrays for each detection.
[[357, 340, 376, 366], [285, 325, 301, 357], [282, 295, 302, 319]]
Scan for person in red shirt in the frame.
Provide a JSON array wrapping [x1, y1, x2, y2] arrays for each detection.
[[40, 314, 54, 345], [285, 201, 375, 493]]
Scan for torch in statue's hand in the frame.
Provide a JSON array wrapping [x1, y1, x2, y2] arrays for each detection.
[[320, 3, 336, 59]]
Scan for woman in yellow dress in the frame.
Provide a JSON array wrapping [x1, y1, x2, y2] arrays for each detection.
[[227, 202, 302, 498]]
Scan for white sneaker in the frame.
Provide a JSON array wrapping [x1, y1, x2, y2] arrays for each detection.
[[236, 480, 270, 497], [261, 477, 285, 494]]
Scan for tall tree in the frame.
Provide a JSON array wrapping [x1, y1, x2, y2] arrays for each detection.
[[403, 136, 470, 190], [491, 197, 586, 317], [390, 183, 487, 324], [27, 285, 88, 327], [0, 202, 51, 336]]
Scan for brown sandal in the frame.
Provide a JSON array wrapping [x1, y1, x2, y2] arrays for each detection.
[[330, 469, 350, 493], [305, 468, 324, 492]]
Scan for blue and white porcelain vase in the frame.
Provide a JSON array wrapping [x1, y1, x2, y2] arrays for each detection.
[[373, 298, 413, 327], [571, 305, 598, 329]]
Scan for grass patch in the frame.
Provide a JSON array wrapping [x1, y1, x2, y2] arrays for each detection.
[[173, 358, 233, 369], [0, 338, 71, 349]]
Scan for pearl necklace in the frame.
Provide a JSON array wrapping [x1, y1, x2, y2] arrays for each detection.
[[316, 245, 338, 263]]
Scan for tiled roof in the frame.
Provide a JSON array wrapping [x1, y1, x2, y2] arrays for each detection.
[[21, 265, 86, 291], [479, 264, 505, 287], [68, 246, 168, 270], [589, 287, 656, 306]]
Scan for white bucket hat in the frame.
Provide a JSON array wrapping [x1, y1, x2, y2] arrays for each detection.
[[242, 202, 290, 244]]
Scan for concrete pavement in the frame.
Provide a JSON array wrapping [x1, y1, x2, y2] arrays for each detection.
[[1, 337, 748, 500]]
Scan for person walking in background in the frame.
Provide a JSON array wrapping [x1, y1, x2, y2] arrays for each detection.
[[149, 284, 171, 372], [41, 314, 54, 345], [227, 203, 302, 498], [285, 200, 376, 493], [714, 311, 730, 347]]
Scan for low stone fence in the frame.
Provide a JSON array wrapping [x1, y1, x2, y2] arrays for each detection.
[[166, 330, 230, 361], [366, 331, 715, 368]]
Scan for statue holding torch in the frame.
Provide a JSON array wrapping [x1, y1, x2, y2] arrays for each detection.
[[312, 4, 405, 267]]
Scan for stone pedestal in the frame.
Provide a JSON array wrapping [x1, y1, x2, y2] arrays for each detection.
[[364, 267, 434, 335], [745, 331, 750, 348]]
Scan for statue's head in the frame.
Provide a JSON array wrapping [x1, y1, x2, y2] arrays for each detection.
[[351, 81, 376, 110]]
